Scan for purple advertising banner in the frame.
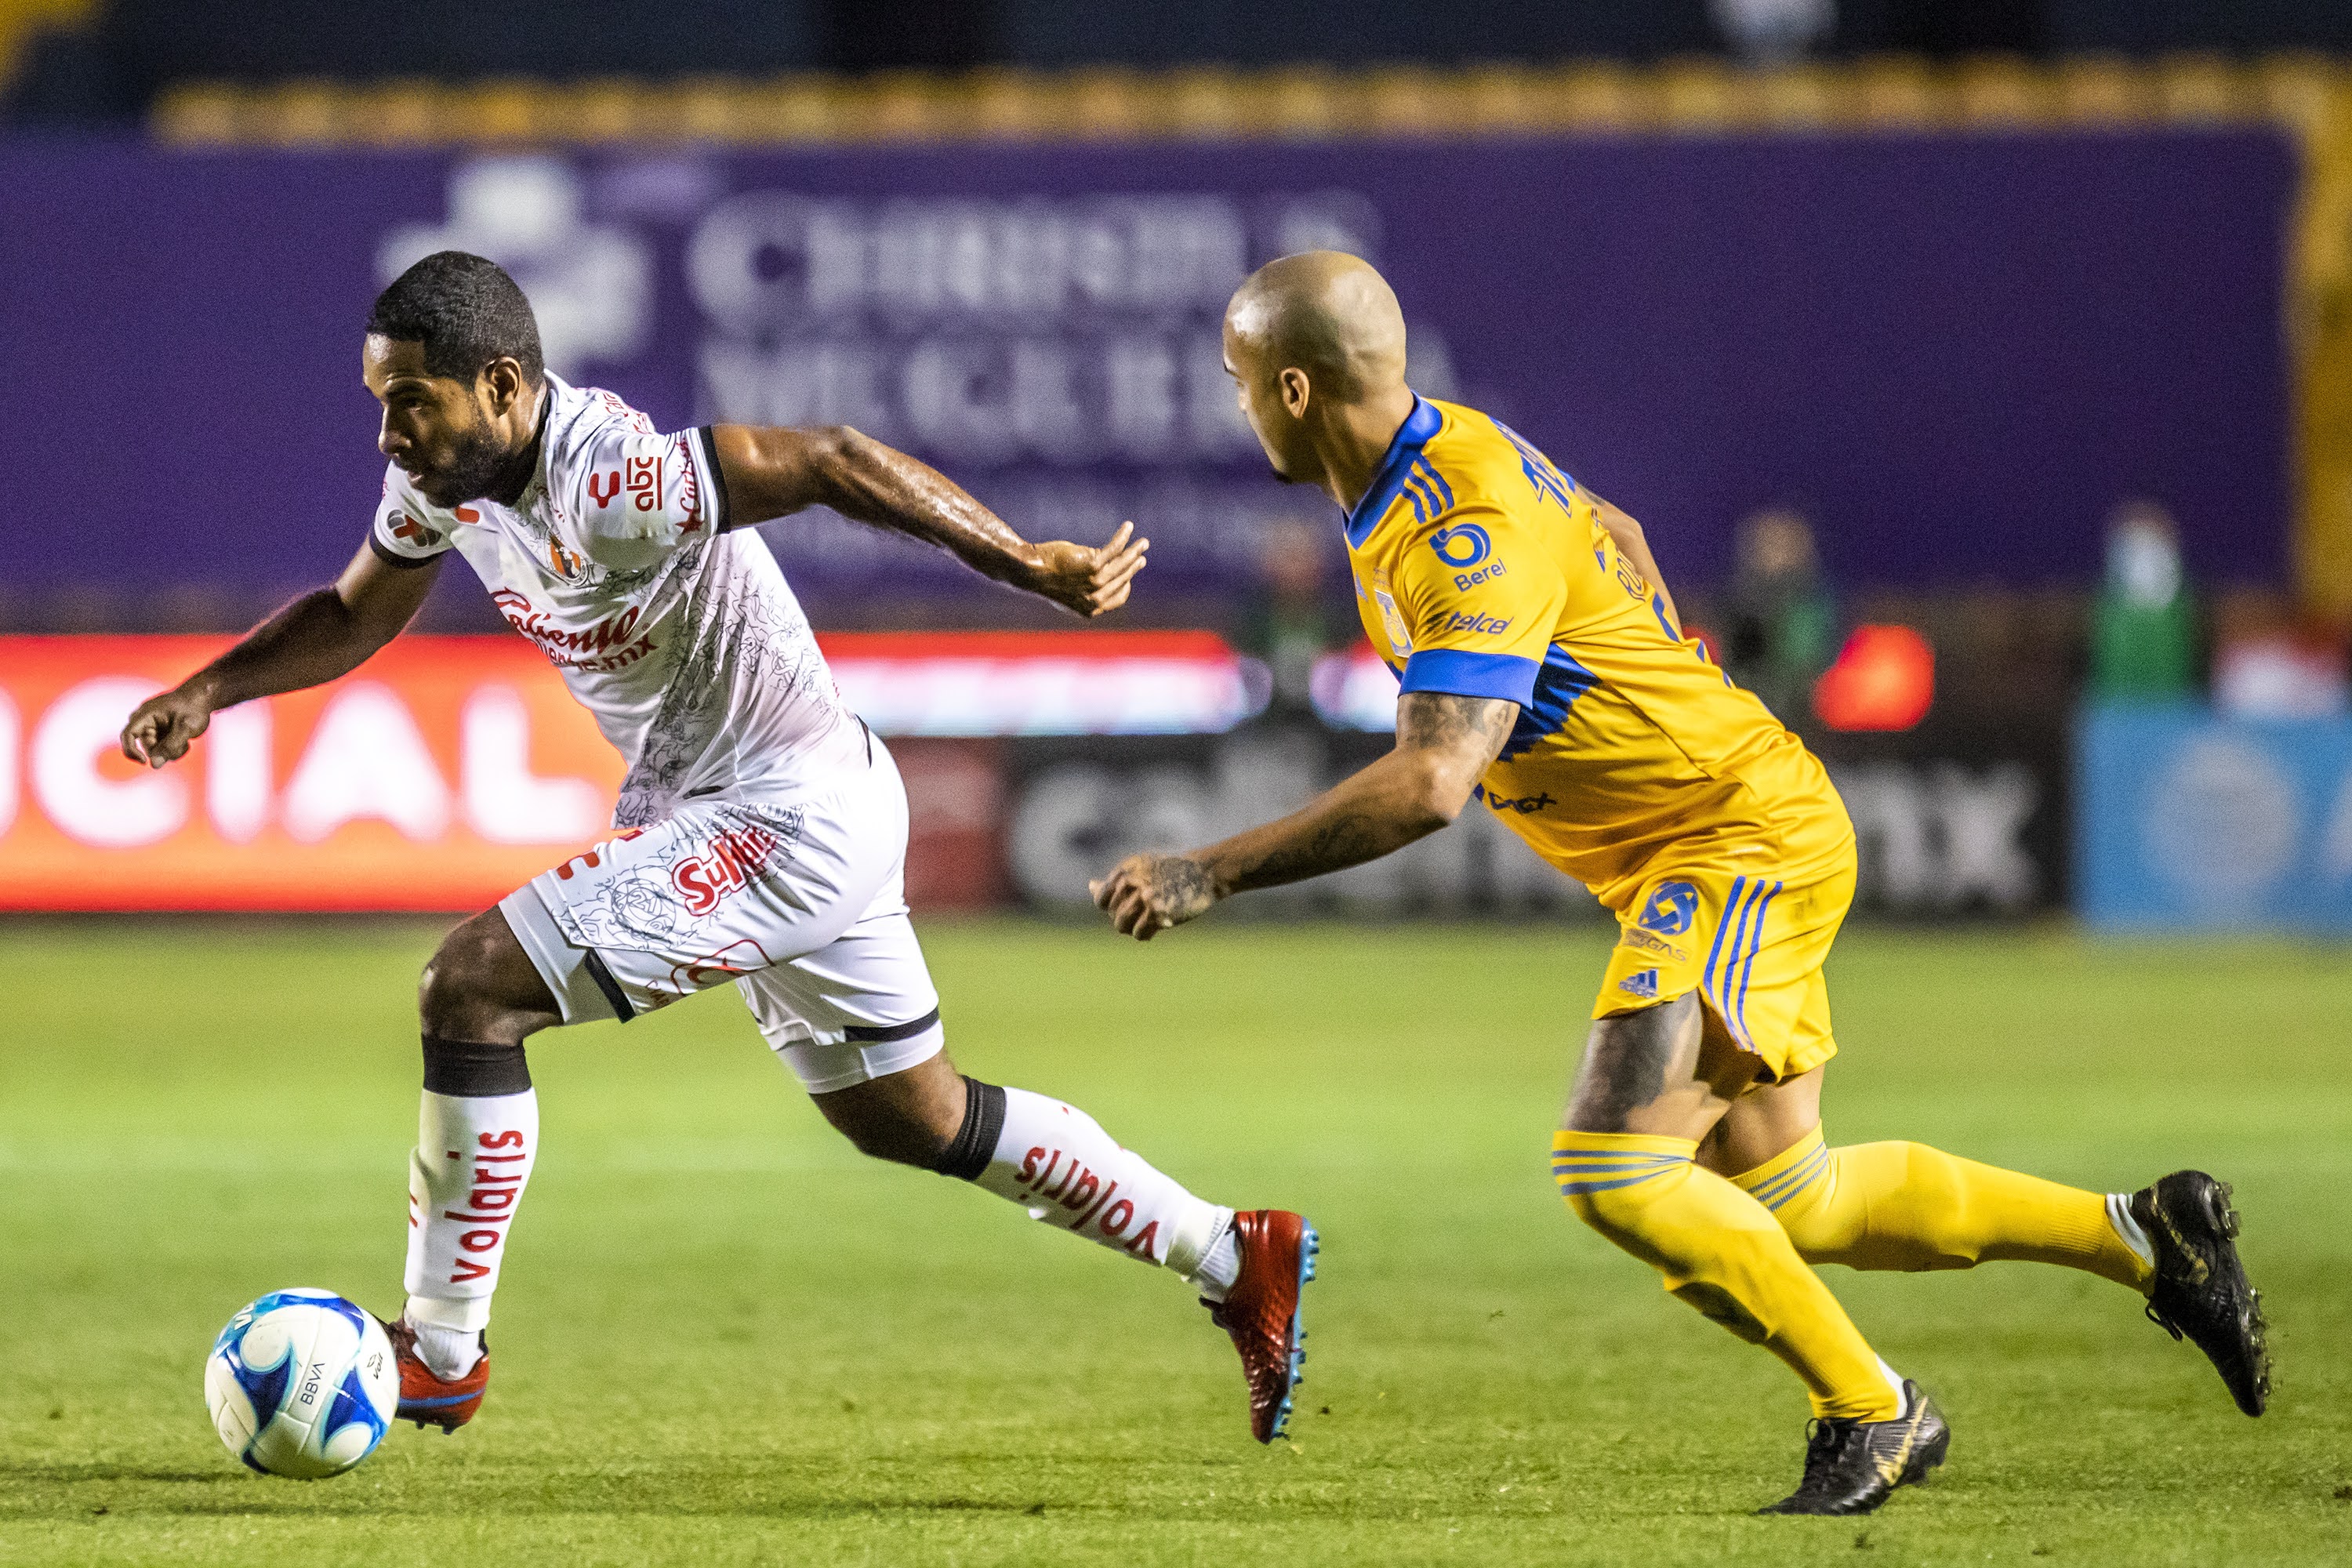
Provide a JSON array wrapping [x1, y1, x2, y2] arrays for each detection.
[[0, 131, 2293, 619]]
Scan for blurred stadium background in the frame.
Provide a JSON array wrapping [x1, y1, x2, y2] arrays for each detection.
[[8, 4, 2352, 1563], [3, 0, 2352, 931]]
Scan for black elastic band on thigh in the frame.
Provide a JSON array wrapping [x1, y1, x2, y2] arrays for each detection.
[[935, 1076, 1006, 1181], [581, 949, 636, 1022], [421, 1035, 532, 1097], [845, 1006, 939, 1044]]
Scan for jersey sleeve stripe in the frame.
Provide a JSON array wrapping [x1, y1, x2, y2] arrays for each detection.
[[368, 531, 441, 569], [1415, 456, 1454, 510], [692, 426, 736, 534], [1399, 648, 1540, 704]]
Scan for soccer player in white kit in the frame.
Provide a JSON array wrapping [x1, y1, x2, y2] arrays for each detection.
[[121, 252, 1319, 1446]]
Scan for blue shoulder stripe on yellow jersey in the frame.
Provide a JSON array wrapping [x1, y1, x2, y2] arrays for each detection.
[[1344, 396, 1443, 548], [1401, 648, 1537, 703]]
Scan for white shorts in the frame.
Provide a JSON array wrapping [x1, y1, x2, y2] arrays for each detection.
[[497, 738, 946, 1094]]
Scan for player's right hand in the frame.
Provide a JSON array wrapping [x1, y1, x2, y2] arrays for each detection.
[[120, 686, 214, 768], [1090, 852, 1219, 941]]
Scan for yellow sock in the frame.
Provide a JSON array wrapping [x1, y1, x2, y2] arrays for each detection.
[[1733, 1127, 2154, 1291], [1553, 1130, 1901, 1421]]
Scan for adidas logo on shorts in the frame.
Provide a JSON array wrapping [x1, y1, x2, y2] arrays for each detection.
[[1618, 968, 1659, 1000]]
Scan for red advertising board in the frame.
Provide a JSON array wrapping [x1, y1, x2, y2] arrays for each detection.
[[0, 636, 624, 912], [0, 631, 1249, 912]]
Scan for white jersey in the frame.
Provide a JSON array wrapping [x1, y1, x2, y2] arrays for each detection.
[[369, 376, 867, 825]]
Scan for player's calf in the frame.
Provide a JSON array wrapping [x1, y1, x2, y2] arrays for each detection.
[[826, 1058, 1317, 1444]]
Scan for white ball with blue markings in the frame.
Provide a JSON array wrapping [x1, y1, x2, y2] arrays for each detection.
[[205, 1290, 397, 1478]]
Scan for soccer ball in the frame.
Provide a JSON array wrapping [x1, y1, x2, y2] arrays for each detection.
[[205, 1290, 397, 1478]]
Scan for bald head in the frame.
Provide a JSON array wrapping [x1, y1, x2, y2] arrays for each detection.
[[1225, 251, 1407, 402]]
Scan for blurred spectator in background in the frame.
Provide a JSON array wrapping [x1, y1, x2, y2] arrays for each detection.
[[2089, 499, 2197, 702], [1711, 0, 1836, 62], [1236, 516, 1345, 720], [1722, 506, 1835, 721], [2211, 588, 2350, 719]]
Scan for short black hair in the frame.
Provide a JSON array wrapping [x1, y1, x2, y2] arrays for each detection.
[[366, 251, 544, 386]]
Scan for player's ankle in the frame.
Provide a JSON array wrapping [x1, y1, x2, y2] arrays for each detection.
[[403, 1299, 488, 1381], [1178, 1208, 1241, 1301]]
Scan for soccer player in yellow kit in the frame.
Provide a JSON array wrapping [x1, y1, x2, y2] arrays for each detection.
[[1092, 251, 2270, 1515]]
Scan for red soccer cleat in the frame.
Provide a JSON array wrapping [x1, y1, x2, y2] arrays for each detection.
[[1205, 1210, 1319, 1443], [381, 1316, 490, 1432]]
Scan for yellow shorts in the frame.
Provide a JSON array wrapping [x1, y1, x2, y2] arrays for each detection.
[[1591, 854, 1857, 1082]]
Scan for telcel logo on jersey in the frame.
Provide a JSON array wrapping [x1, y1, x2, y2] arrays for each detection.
[[1443, 611, 1513, 637]]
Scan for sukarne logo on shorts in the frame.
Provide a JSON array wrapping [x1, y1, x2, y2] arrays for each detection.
[[671, 825, 788, 916]]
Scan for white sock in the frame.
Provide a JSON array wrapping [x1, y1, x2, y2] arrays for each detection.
[[970, 1087, 1237, 1298], [1876, 1356, 1909, 1417], [2106, 1192, 2155, 1268], [403, 1311, 485, 1381], [403, 1087, 538, 1352], [1194, 1224, 1242, 1298]]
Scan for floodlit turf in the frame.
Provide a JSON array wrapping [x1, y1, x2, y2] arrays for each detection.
[[2, 918, 2347, 1566]]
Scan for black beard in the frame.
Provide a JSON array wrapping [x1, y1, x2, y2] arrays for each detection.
[[418, 426, 504, 506], [421, 425, 533, 508]]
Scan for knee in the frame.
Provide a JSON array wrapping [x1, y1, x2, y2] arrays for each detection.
[[419, 917, 543, 1043]]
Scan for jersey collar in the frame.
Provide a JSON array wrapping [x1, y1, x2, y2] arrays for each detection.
[[1341, 394, 1441, 550]]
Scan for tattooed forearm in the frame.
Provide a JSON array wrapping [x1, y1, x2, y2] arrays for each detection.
[[1226, 812, 1393, 892]]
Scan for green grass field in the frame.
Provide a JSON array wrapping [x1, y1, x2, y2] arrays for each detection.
[[2, 919, 2347, 1566]]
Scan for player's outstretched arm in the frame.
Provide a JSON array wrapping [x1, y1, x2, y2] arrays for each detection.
[[708, 424, 1146, 619], [1091, 691, 1519, 939], [119, 543, 441, 768]]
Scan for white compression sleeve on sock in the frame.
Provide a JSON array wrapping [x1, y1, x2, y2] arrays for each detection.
[[2106, 1192, 2155, 1269], [404, 1087, 539, 1334], [970, 1087, 1228, 1281]]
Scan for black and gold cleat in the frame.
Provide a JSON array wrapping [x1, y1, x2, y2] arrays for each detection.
[[2132, 1170, 2269, 1416], [1758, 1380, 1949, 1516]]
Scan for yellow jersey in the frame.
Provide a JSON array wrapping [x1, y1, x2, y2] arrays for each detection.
[[1343, 395, 1853, 914]]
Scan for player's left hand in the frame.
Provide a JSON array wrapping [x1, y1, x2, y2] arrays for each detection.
[[1090, 852, 1218, 941], [1029, 522, 1149, 618]]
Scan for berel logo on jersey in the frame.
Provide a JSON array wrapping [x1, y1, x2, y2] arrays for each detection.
[[1637, 880, 1700, 937], [1428, 522, 1491, 568], [587, 470, 621, 508], [1618, 969, 1660, 1000]]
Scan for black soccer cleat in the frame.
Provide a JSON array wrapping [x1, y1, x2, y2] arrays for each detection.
[[1758, 1379, 1949, 1516], [2131, 1171, 2270, 1417]]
